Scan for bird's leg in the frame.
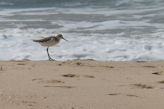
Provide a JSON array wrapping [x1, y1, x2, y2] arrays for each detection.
[[46, 47, 55, 61]]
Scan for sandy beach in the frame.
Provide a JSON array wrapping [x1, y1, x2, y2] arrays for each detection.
[[0, 59, 164, 109]]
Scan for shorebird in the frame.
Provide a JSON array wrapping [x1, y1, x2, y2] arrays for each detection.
[[33, 34, 67, 61]]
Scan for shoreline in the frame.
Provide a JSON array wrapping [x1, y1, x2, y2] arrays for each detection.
[[0, 59, 164, 109]]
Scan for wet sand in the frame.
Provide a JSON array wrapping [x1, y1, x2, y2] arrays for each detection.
[[0, 59, 164, 109]]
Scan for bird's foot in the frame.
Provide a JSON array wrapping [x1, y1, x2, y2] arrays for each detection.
[[48, 58, 55, 61]]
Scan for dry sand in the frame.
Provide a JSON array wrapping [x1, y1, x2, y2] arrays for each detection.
[[0, 59, 164, 109]]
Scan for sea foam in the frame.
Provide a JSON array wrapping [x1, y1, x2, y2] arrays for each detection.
[[0, 4, 164, 61]]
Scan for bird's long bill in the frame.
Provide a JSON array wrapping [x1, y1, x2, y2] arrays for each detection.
[[62, 37, 68, 41]]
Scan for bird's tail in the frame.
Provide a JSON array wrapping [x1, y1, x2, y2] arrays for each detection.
[[33, 39, 40, 42]]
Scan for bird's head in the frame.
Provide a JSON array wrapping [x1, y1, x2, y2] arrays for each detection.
[[57, 34, 68, 41]]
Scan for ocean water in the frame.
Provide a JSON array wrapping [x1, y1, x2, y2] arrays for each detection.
[[0, 0, 164, 61]]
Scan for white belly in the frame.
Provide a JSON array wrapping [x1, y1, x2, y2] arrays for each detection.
[[39, 41, 59, 47]]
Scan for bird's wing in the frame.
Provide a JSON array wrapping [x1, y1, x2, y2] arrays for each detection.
[[33, 36, 54, 43]]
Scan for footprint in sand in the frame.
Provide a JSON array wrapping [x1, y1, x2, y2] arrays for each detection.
[[32, 78, 43, 81], [44, 85, 75, 88], [72, 61, 84, 66], [76, 62, 83, 66], [136, 61, 146, 63], [58, 63, 62, 66], [83, 75, 95, 78], [62, 74, 80, 78], [107, 93, 121, 96], [132, 83, 154, 89], [22, 100, 37, 107], [17, 63, 26, 65], [32, 78, 64, 84], [40, 80, 64, 84], [143, 65, 156, 68], [108, 93, 139, 97], [152, 71, 163, 75], [126, 94, 139, 97], [102, 66, 114, 68], [0, 66, 3, 71], [32, 78, 75, 89], [62, 74, 95, 79], [158, 80, 164, 84]]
